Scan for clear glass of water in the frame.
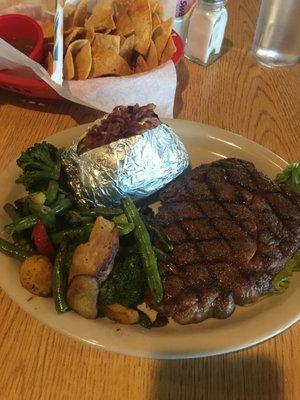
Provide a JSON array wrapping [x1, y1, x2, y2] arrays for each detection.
[[252, 0, 300, 68]]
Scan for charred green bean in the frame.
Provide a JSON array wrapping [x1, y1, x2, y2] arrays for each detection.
[[122, 197, 163, 304]]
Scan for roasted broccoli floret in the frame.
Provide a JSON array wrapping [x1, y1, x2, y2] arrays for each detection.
[[17, 192, 47, 215], [16, 142, 61, 192], [14, 192, 47, 216], [99, 255, 146, 308]]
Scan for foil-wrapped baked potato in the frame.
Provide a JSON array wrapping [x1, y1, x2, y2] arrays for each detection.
[[62, 104, 189, 207]]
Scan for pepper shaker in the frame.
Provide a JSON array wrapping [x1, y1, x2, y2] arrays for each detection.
[[185, 0, 228, 66]]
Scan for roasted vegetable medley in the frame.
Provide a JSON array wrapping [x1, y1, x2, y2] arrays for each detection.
[[0, 142, 173, 328]]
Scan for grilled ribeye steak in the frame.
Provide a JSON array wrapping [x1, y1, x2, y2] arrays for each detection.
[[154, 158, 300, 324]]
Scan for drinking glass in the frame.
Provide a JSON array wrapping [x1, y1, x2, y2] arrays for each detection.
[[252, 0, 300, 68]]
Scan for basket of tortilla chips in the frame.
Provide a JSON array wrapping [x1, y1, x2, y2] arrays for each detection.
[[44, 0, 181, 80], [0, 0, 183, 112]]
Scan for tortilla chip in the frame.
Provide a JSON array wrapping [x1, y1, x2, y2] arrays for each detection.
[[128, 0, 152, 56], [74, 41, 92, 79], [92, 33, 120, 54], [63, 3, 77, 31], [160, 36, 176, 64], [63, 49, 74, 80], [149, 0, 158, 14], [152, 12, 161, 32], [92, 48, 132, 77], [156, 3, 163, 19], [115, 8, 134, 37], [68, 38, 88, 53], [120, 34, 135, 64], [153, 17, 173, 60], [46, 51, 54, 75], [101, 0, 116, 7], [85, 3, 116, 32], [114, 0, 133, 9], [64, 39, 90, 79], [146, 40, 158, 69], [65, 27, 86, 49], [85, 27, 95, 43], [120, 34, 126, 46], [41, 20, 54, 41], [73, 0, 88, 27], [135, 54, 148, 73]]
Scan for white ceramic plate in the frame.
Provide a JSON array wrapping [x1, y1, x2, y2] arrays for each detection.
[[0, 119, 299, 360]]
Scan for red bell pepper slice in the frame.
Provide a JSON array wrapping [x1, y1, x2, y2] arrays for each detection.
[[32, 220, 55, 259]]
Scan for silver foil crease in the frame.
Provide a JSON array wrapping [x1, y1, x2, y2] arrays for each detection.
[[62, 122, 189, 207]]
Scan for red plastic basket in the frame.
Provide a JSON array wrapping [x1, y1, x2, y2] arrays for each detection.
[[0, 31, 184, 100]]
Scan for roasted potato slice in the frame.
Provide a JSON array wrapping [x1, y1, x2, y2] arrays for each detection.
[[20, 255, 52, 297], [67, 275, 99, 319], [104, 304, 140, 325], [69, 217, 119, 282]]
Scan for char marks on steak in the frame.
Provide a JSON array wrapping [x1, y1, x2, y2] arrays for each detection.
[[154, 158, 300, 324]]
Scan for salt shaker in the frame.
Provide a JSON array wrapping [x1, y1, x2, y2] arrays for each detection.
[[185, 0, 228, 66]]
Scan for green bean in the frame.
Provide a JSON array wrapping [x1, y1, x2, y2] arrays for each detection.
[[145, 222, 173, 252], [112, 214, 135, 236], [5, 197, 72, 235], [80, 206, 123, 218], [66, 210, 94, 227], [113, 213, 129, 225], [119, 244, 169, 261], [43, 196, 72, 227], [3, 203, 21, 223], [122, 197, 163, 304], [45, 180, 59, 205], [5, 215, 39, 235], [50, 224, 93, 244], [41, 212, 56, 230], [52, 241, 69, 314], [117, 223, 135, 236], [49, 197, 72, 214], [0, 238, 35, 261], [64, 244, 77, 274]]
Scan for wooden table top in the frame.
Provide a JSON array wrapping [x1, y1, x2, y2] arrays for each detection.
[[0, 1, 299, 399]]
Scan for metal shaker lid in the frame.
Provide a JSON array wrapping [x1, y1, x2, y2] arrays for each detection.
[[200, 0, 226, 4]]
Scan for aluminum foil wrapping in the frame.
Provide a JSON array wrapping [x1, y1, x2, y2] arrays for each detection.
[[62, 122, 189, 207]]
